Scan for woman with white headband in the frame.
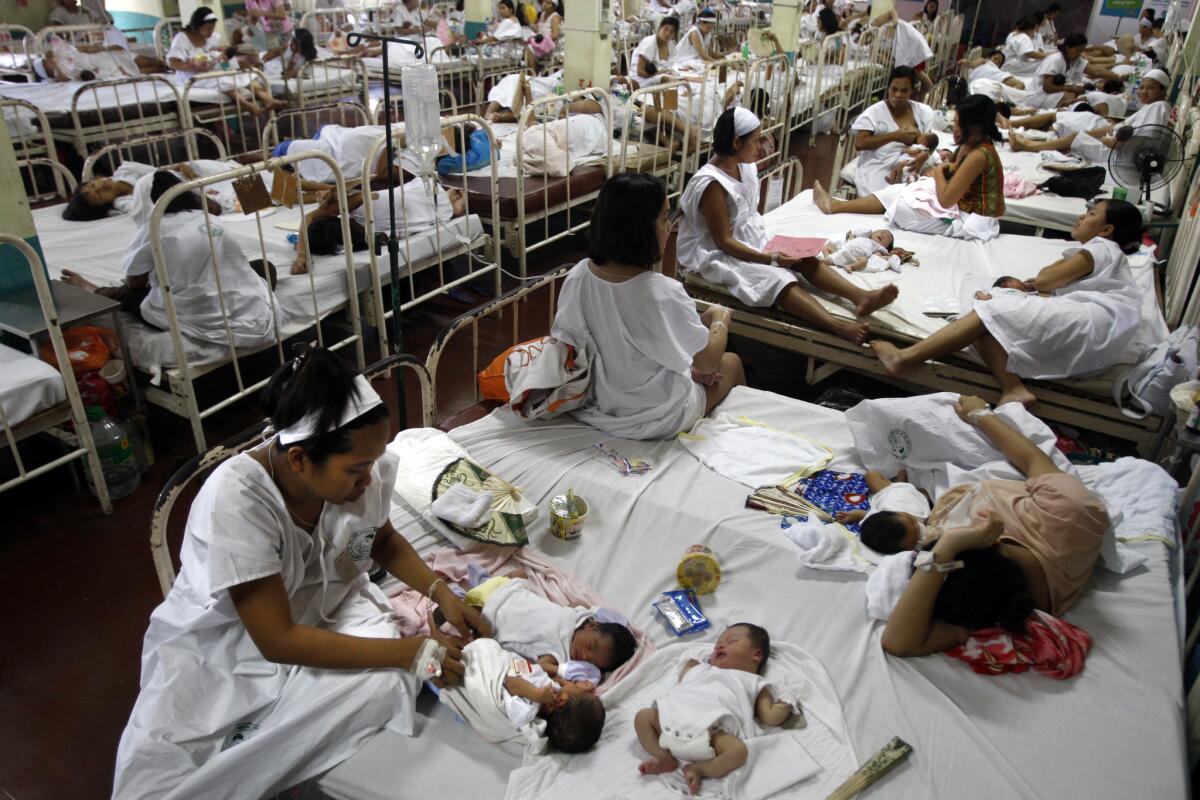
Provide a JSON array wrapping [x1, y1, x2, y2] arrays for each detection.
[[113, 347, 491, 798], [677, 106, 898, 345], [166, 6, 286, 116]]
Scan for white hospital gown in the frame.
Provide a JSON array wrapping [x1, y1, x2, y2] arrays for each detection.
[[873, 177, 999, 241], [1051, 110, 1105, 137], [1002, 31, 1042, 79], [166, 31, 254, 90], [486, 69, 562, 108], [974, 237, 1142, 379], [968, 61, 1017, 86], [655, 663, 768, 762], [122, 210, 281, 346], [850, 99, 937, 196], [678, 161, 797, 307], [551, 259, 709, 440], [110, 162, 156, 216], [1026, 51, 1088, 110], [113, 453, 419, 800], [672, 25, 711, 69], [1085, 90, 1127, 117], [1070, 99, 1169, 163], [353, 176, 452, 235], [634, 33, 675, 76]]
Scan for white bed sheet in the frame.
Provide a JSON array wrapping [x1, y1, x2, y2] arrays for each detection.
[[322, 385, 1186, 800], [752, 190, 1167, 371], [0, 343, 66, 427], [0, 78, 177, 115], [30, 203, 485, 372]]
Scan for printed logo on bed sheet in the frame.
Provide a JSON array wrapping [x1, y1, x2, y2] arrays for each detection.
[[220, 722, 261, 752], [887, 428, 911, 461]]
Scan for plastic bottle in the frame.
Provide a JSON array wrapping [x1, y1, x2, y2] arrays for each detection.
[[400, 64, 442, 178], [84, 405, 142, 499], [742, 42, 750, 59]]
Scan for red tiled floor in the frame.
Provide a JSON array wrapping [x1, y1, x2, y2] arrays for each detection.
[[0, 131, 851, 799]]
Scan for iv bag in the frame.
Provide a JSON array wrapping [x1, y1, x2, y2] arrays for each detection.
[[401, 63, 441, 184]]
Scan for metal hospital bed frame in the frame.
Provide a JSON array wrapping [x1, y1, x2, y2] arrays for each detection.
[[1, 97, 67, 203], [0, 24, 35, 81], [0, 229, 112, 515], [80, 127, 228, 182], [181, 66, 278, 158], [263, 100, 373, 155]]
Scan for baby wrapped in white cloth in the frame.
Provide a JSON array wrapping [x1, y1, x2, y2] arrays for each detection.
[[820, 228, 902, 273]]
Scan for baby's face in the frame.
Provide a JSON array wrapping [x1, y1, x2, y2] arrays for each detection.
[[995, 277, 1024, 290], [709, 626, 763, 673], [896, 512, 924, 550], [570, 626, 615, 669], [870, 230, 894, 250]]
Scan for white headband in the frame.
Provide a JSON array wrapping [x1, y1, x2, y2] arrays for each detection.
[[1139, 16, 1152, 27], [276, 374, 384, 446], [732, 106, 760, 137], [1143, 68, 1170, 88]]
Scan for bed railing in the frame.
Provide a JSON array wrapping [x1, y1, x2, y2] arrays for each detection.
[[81, 127, 227, 181], [263, 100, 371, 156], [300, 8, 359, 45], [512, 86, 614, 279], [743, 53, 793, 168], [2, 98, 67, 203], [66, 73, 181, 157], [152, 16, 182, 61], [181, 66, 274, 158], [828, 132, 857, 198], [0, 24, 35, 81], [616, 80, 694, 203], [356, 114, 502, 335], [0, 233, 111, 514], [757, 157, 804, 214], [34, 23, 111, 52], [293, 55, 370, 110], [141, 149, 367, 451]]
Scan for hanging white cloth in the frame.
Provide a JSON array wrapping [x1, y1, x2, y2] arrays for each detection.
[[848, 99, 938, 196], [892, 19, 933, 68], [677, 161, 798, 307]]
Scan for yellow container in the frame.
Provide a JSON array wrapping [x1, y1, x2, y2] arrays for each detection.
[[549, 492, 588, 540], [677, 545, 721, 594]]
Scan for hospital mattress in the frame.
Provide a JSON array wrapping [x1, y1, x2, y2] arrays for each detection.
[[0, 79, 179, 126], [30, 203, 485, 374], [0, 343, 66, 427], [322, 385, 1186, 799]]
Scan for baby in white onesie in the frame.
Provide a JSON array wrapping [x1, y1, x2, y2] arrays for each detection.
[[634, 624, 795, 795], [836, 469, 935, 554], [820, 228, 902, 273], [895, 132, 944, 183], [496, 645, 607, 752]]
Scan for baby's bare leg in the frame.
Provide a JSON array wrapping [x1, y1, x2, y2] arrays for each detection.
[[635, 708, 679, 775], [682, 732, 749, 794]]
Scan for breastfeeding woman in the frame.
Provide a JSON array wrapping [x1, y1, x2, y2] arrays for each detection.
[[814, 94, 1006, 242], [551, 173, 744, 441], [678, 106, 897, 345], [847, 66, 939, 197], [113, 347, 491, 798]]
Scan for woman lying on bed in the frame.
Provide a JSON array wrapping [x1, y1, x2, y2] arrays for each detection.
[[551, 173, 744, 440], [678, 106, 898, 345], [61, 171, 280, 348], [868, 199, 1143, 408], [880, 395, 1108, 657], [813, 94, 1006, 242]]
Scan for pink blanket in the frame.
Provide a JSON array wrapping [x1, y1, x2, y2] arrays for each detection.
[[389, 544, 655, 694], [946, 610, 1091, 679], [1003, 170, 1040, 199]]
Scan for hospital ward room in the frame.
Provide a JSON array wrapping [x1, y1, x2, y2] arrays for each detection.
[[6, 0, 1200, 796]]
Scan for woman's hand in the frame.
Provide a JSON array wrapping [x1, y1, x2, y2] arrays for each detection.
[[1021, 278, 1038, 293], [935, 512, 1004, 558], [973, 290, 993, 301], [953, 394, 990, 423], [435, 593, 493, 641], [424, 613, 467, 686], [893, 129, 919, 146], [887, 161, 906, 184], [763, 250, 798, 268]]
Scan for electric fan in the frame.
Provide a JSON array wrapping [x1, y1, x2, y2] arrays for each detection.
[[1107, 123, 1187, 214]]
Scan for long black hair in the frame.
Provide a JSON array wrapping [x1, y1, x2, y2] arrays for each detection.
[[934, 548, 1034, 634], [587, 173, 666, 269], [150, 171, 204, 215], [185, 6, 216, 32], [293, 28, 318, 62], [921, 0, 938, 21], [1100, 199, 1144, 255], [955, 93, 1002, 142], [261, 347, 388, 463], [62, 183, 112, 221], [818, 7, 840, 36]]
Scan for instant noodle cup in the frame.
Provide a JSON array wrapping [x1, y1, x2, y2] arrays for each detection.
[[677, 544, 721, 594], [549, 490, 587, 540]]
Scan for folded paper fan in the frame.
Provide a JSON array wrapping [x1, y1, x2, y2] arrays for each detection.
[[431, 457, 529, 545]]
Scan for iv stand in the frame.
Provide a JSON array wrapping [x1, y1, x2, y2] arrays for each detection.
[[345, 30, 423, 428]]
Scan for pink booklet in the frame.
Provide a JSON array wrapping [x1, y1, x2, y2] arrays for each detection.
[[763, 235, 827, 260]]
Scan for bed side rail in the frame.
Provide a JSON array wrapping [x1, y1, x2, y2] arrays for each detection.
[[68, 74, 181, 156], [0, 24, 35, 80], [1, 98, 67, 202], [81, 127, 226, 181]]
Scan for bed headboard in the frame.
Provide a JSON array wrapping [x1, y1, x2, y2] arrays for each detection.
[[81, 127, 227, 181]]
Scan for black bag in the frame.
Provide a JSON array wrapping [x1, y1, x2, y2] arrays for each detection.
[[1038, 167, 1107, 199], [945, 74, 968, 107]]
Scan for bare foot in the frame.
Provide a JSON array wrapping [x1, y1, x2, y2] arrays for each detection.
[[60, 269, 98, 292], [291, 253, 309, 275], [869, 339, 908, 378], [484, 110, 499, 122], [241, 100, 264, 116], [683, 764, 702, 795], [267, 98, 288, 111], [638, 755, 678, 776], [855, 283, 898, 316], [998, 386, 1037, 409], [1009, 132, 1031, 152], [830, 318, 870, 345], [812, 180, 834, 214]]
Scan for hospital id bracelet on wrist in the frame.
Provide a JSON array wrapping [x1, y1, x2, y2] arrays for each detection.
[[768, 254, 779, 267], [966, 407, 993, 425], [913, 551, 964, 572], [426, 577, 445, 600], [410, 637, 446, 679]]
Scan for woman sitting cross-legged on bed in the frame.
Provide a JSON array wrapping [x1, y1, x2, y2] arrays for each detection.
[[61, 171, 280, 347], [291, 177, 467, 274], [880, 394, 1109, 657], [551, 173, 744, 440], [869, 199, 1143, 408], [1009, 69, 1171, 160], [167, 7, 287, 116], [112, 347, 492, 798], [814, 94, 1006, 242], [678, 107, 898, 344]]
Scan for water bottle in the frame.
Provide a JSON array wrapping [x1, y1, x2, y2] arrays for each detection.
[[742, 42, 750, 60], [84, 405, 142, 500]]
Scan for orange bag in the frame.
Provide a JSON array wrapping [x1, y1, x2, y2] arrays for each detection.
[[478, 338, 546, 402], [40, 325, 117, 374]]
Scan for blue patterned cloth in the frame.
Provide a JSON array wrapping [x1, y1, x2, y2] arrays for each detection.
[[793, 470, 870, 534]]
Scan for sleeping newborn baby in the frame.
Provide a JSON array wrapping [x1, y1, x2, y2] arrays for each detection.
[[896, 133, 943, 183], [974, 275, 1033, 301], [439, 637, 606, 753], [820, 229, 909, 273], [468, 576, 638, 684], [634, 624, 795, 795], [836, 470, 935, 554]]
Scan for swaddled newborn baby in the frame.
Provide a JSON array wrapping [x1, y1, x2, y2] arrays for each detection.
[[820, 229, 912, 273], [836, 469, 936, 554], [895, 133, 944, 183], [634, 624, 795, 795], [975, 275, 1034, 301]]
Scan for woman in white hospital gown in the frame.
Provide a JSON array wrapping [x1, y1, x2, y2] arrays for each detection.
[[112, 347, 491, 799]]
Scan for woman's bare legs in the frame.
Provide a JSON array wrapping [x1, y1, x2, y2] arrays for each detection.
[[227, 88, 262, 116], [703, 352, 745, 413], [252, 82, 287, 111], [776, 284, 871, 344], [869, 310, 1036, 407], [812, 180, 886, 215], [793, 257, 898, 316], [1009, 111, 1058, 130], [1009, 130, 1076, 153]]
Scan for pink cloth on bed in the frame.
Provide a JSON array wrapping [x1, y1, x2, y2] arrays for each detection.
[[1003, 170, 1041, 199], [900, 176, 959, 217], [946, 610, 1091, 679], [388, 544, 655, 694]]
